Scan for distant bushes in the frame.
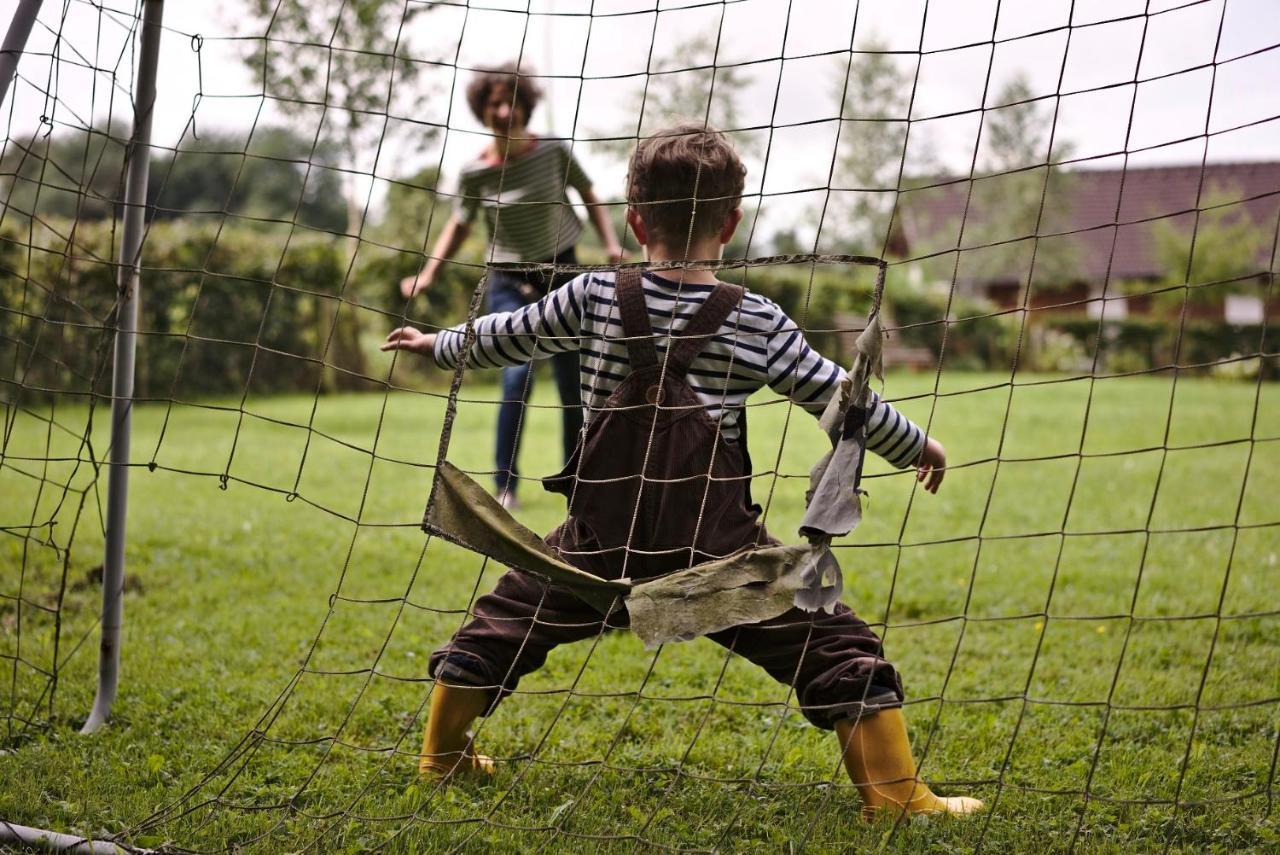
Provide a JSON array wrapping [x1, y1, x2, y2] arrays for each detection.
[[1, 219, 1271, 406], [726, 262, 876, 359], [1, 219, 351, 400], [750, 275, 1274, 378], [885, 288, 1019, 371], [1043, 315, 1275, 376], [0, 217, 506, 402], [878, 298, 1274, 377]]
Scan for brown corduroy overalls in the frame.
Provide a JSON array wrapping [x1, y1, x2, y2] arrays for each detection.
[[429, 271, 903, 729]]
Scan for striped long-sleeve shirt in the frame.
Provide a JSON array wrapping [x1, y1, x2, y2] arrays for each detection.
[[454, 138, 592, 263], [433, 270, 927, 469]]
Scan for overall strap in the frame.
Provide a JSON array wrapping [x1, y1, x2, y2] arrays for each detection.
[[614, 269, 658, 369], [665, 281, 744, 377]]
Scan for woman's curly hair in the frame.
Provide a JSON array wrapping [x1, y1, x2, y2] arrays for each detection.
[[466, 62, 543, 123]]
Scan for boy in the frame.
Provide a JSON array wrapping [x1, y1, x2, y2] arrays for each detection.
[[383, 123, 981, 820]]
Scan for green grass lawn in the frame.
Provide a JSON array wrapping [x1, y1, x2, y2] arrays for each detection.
[[2, 369, 1278, 853]]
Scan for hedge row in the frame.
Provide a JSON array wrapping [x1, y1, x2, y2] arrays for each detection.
[[1042, 315, 1276, 376], [2, 220, 350, 400], [884, 293, 1275, 376], [0, 219, 482, 400], [1, 220, 1271, 404], [0, 223, 882, 399]]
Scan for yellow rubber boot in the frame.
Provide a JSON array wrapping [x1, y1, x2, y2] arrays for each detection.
[[835, 708, 983, 821], [419, 681, 496, 780]]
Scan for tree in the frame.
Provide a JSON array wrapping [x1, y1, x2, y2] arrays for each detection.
[[238, 0, 438, 388], [150, 127, 348, 232], [1150, 183, 1271, 307], [361, 163, 476, 319], [1, 123, 348, 233], [768, 227, 808, 256], [829, 40, 918, 254], [239, 0, 436, 234], [962, 74, 1078, 292], [595, 34, 757, 158], [609, 34, 764, 258], [0, 122, 129, 223]]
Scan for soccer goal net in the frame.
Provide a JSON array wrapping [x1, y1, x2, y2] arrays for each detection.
[[1, 0, 1277, 851]]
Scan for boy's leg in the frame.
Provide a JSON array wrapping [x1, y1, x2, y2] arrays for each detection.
[[550, 349, 584, 464], [419, 681, 495, 778], [708, 603, 902, 727], [710, 605, 981, 819], [835, 707, 983, 820], [423, 563, 623, 778]]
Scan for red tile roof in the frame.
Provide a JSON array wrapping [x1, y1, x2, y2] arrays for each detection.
[[895, 161, 1280, 283]]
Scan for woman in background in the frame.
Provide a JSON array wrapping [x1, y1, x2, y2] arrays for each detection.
[[401, 62, 624, 509]]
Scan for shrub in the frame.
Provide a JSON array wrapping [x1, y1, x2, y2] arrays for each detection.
[[1042, 315, 1277, 376], [887, 287, 1020, 371], [1, 219, 355, 401]]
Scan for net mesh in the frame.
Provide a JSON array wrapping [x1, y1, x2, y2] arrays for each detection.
[[1, 0, 1277, 851]]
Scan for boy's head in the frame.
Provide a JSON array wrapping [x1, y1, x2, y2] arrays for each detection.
[[626, 122, 746, 253], [467, 62, 542, 135]]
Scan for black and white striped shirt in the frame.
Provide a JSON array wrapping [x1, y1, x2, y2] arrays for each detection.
[[455, 139, 592, 263], [433, 270, 927, 469]]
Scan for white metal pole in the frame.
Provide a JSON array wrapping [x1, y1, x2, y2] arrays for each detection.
[[81, 0, 165, 735], [0, 0, 45, 112], [0, 819, 154, 854]]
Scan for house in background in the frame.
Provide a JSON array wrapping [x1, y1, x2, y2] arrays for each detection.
[[892, 161, 1280, 323]]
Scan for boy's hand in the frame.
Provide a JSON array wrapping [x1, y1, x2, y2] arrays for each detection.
[[381, 326, 437, 356], [915, 437, 946, 494]]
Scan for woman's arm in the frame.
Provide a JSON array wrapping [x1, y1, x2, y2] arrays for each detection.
[[400, 212, 472, 298], [578, 186, 626, 264]]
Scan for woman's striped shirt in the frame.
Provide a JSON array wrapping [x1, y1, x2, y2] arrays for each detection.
[[454, 138, 592, 263], [433, 270, 927, 469]]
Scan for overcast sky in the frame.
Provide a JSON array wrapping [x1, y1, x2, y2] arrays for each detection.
[[6, 0, 1279, 241]]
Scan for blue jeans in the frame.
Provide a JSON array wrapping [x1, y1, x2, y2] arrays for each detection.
[[487, 262, 583, 497]]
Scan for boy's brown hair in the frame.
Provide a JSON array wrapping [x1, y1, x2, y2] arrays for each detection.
[[626, 122, 746, 247], [466, 62, 543, 123]]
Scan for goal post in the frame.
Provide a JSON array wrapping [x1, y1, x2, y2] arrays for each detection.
[[79, 0, 164, 735], [0, 0, 44, 113], [0, 0, 166, 742]]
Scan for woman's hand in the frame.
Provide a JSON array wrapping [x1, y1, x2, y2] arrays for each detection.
[[381, 326, 437, 356], [400, 269, 431, 299], [605, 244, 628, 265], [915, 436, 947, 494], [404, 216, 469, 299]]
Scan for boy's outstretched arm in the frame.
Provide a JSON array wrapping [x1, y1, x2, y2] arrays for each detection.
[[758, 298, 945, 490], [386, 273, 590, 371], [381, 327, 437, 356]]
